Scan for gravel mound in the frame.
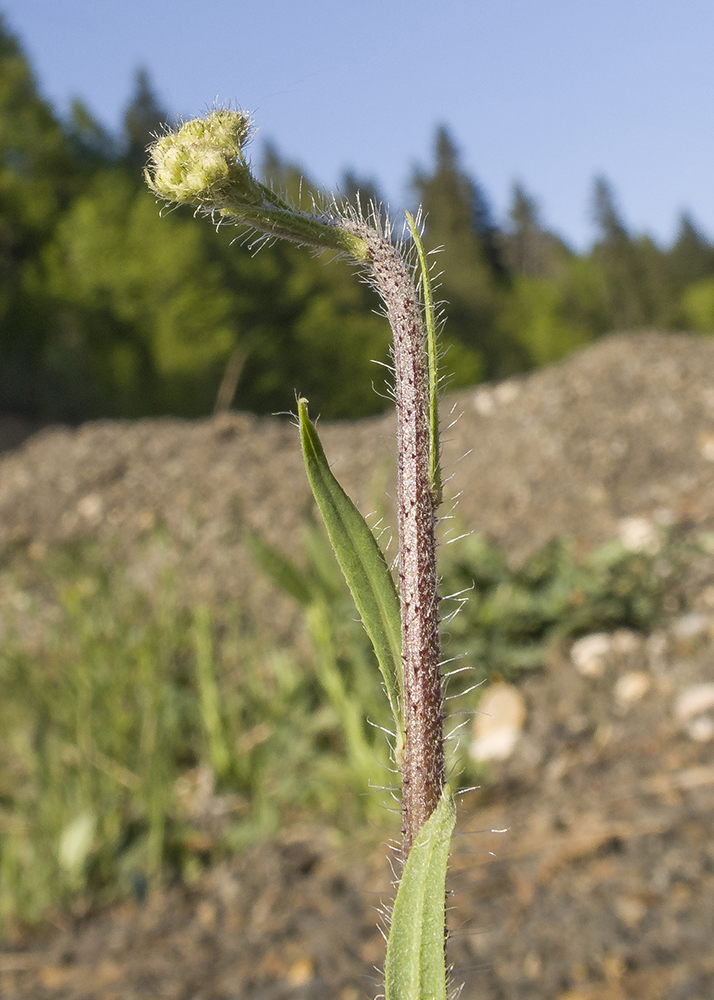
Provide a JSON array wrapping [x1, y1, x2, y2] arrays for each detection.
[[3, 330, 714, 999], [4, 330, 714, 611]]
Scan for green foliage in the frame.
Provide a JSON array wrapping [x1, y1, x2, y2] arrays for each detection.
[[121, 68, 168, 168], [0, 540, 388, 933], [679, 277, 714, 333], [406, 211, 442, 502], [498, 275, 593, 367], [384, 787, 456, 1000], [440, 530, 689, 685], [0, 15, 80, 411], [413, 127, 517, 383], [297, 399, 403, 744], [247, 523, 392, 788], [0, 523, 702, 933], [3, 13, 714, 423], [590, 178, 673, 330], [669, 214, 714, 295], [41, 171, 238, 416]]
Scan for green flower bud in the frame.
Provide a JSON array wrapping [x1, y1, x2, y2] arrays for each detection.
[[145, 109, 254, 206], [145, 107, 369, 261]]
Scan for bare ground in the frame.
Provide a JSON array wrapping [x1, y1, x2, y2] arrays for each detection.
[[2, 330, 714, 999]]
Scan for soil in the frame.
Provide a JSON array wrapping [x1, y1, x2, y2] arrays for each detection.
[[2, 330, 714, 999]]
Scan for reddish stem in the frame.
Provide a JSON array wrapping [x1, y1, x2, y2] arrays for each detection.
[[352, 223, 444, 857]]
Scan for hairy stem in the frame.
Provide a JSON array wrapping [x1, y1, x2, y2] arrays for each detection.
[[347, 222, 444, 856], [145, 112, 445, 857]]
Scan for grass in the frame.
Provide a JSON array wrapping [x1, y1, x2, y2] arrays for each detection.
[[0, 537, 391, 934], [0, 520, 702, 934]]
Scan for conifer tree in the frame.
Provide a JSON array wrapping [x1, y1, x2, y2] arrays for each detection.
[[0, 14, 78, 412], [254, 145, 391, 417], [66, 98, 116, 167], [502, 182, 567, 278], [122, 69, 168, 169], [591, 176, 661, 330], [668, 212, 714, 294], [413, 126, 525, 380]]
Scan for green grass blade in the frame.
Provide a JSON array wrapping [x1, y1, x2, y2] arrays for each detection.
[[245, 530, 314, 606], [193, 606, 231, 780], [385, 786, 456, 1000], [405, 210, 442, 505], [298, 399, 403, 744]]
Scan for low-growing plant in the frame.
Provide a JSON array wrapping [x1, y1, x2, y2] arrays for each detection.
[[4, 103, 706, 988], [0, 541, 390, 931], [0, 514, 701, 933], [141, 109, 709, 999], [439, 529, 690, 684], [145, 107, 457, 999]]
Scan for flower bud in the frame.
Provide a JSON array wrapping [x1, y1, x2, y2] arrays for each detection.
[[145, 107, 369, 260], [145, 109, 254, 206]]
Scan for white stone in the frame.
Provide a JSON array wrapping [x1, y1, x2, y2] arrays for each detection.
[[687, 716, 714, 742], [674, 683, 714, 722], [611, 629, 641, 656], [494, 381, 520, 405], [77, 492, 104, 524], [618, 517, 660, 555], [671, 612, 712, 640], [473, 390, 495, 416], [698, 432, 714, 462], [614, 671, 651, 706], [570, 633, 612, 677], [470, 684, 527, 762]]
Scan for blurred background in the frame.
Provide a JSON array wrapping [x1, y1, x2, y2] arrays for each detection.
[[2, 5, 714, 997], [2, 0, 714, 423]]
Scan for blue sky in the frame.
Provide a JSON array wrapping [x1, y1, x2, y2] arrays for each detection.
[[4, 0, 714, 249]]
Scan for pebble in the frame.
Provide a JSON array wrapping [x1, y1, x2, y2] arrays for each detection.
[[686, 716, 714, 742], [674, 683, 714, 722], [570, 633, 611, 677], [472, 389, 495, 415], [670, 612, 712, 640], [618, 516, 660, 554], [611, 629, 641, 655], [470, 684, 527, 762], [613, 671, 651, 706]]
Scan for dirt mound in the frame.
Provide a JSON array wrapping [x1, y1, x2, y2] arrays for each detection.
[[2, 330, 714, 999], [2, 625, 713, 1000], [4, 331, 714, 595]]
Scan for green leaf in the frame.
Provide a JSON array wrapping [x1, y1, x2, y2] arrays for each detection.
[[245, 530, 314, 606], [385, 787, 456, 1000], [405, 211, 442, 505], [298, 398, 403, 746]]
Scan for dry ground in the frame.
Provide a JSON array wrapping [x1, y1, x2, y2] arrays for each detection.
[[1, 331, 714, 999]]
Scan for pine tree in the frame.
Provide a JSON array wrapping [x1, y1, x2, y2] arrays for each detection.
[[122, 68, 168, 169], [413, 126, 524, 381], [590, 176, 668, 330], [0, 14, 78, 412], [668, 213, 714, 293], [259, 147, 393, 416], [502, 182, 567, 278], [66, 98, 116, 167]]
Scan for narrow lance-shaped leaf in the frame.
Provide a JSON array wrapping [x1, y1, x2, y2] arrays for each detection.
[[385, 786, 456, 1000], [245, 530, 314, 606], [405, 210, 442, 505], [298, 398, 403, 749]]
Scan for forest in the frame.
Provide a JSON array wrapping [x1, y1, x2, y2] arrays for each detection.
[[3, 13, 714, 424]]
